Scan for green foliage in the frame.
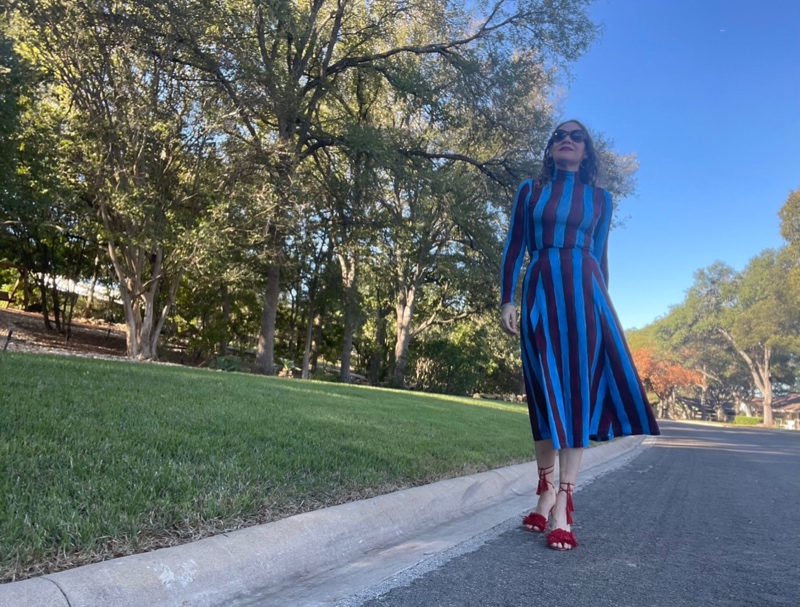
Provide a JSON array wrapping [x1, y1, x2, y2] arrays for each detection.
[[720, 250, 800, 367], [1, 0, 627, 389], [209, 355, 243, 372], [0, 266, 16, 290], [310, 368, 341, 383], [594, 133, 639, 209], [633, 244, 800, 425], [8, 1, 227, 356], [733, 416, 763, 426], [648, 303, 750, 408], [0, 23, 94, 330], [406, 315, 522, 395], [172, 272, 262, 362], [0, 25, 23, 195], [778, 188, 800, 247], [409, 337, 479, 395], [778, 188, 800, 314]]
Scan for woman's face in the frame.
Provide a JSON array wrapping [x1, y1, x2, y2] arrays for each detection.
[[548, 121, 588, 172]]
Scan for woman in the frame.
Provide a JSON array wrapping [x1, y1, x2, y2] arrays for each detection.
[[500, 120, 660, 550]]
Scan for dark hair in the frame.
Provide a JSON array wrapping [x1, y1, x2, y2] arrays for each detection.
[[538, 119, 601, 186]]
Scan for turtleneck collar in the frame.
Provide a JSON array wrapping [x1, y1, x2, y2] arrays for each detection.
[[552, 168, 579, 182]]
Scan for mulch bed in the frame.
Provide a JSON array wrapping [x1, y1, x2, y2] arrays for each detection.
[[0, 307, 128, 359]]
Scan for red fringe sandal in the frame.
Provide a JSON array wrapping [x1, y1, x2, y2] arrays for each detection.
[[546, 482, 579, 550], [522, 465, 554, 532]]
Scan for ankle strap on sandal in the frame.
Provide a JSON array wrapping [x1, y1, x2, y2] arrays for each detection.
[[558, 482, 575, 524], [536, 465, 554, 495]]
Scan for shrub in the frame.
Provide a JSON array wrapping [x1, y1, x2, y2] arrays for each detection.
[[733, 415, 763, 426], [209, 355, 242, 372]]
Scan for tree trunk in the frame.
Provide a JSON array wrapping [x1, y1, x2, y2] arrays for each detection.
[[143, 272, 181, 360], [255, 262, 280, 375], [8, 275, 21, 304], [369, 304, 389, 385], [302, 273, 321, 380], [84, 272, 98, 319], [219, 281, 230, 356], [138, 251, 162, 359], [339, 254, 359, 383], [83, 249, 102, 319], [719, 329, 774, 427], [120, 294, 141, 358], [340, 322, 354, 382], [64, 291, 78, 343], [393, 283, 416, 386], [105, 235, 177, 360], [762, 386, 774, 426], [302, 306, 314, 380], [311, 313, 322, 371], [20, 268, 30, 309], [117, 246, 180, 361], [699, 372, 708, 419], [37, 277, 53, 331], [103, 216, 142, 358], [761, 348, 774, 427], [49, 274, 63, 333]]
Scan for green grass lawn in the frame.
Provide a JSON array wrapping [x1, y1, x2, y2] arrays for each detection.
[[0, 352, 534, 582]]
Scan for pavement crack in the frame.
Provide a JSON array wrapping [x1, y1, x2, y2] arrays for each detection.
[[42, 576, 73, 607]]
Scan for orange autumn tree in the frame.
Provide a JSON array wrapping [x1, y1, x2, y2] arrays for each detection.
[[632, 347, 702, 419]]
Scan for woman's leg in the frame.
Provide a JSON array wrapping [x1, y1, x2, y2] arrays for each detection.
[[525, 439, 558, 529], [549, 447, 584, 549]]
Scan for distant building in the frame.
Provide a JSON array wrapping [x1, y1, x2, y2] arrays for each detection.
[[750, 394, 800, 428]]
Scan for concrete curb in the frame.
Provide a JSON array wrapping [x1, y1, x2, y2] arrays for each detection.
[[1, 436, 645, 607]]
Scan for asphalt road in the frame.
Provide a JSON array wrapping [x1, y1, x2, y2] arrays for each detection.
[[348, 421, 800, 607]]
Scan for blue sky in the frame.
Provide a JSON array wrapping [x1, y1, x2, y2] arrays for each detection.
[[559, 0, 800, 330]]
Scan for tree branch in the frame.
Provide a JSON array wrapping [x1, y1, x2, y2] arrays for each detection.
[[718, 327, 769, 393], [319, 3, 523, 81], [411, 309, 474, 338]]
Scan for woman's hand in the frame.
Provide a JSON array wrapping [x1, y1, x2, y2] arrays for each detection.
[[500, 303, 518, 336]]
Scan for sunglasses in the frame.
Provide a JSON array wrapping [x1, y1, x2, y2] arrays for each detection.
[[552, 129, 586, 144]]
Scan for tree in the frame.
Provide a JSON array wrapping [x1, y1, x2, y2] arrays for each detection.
[[11, 1, 222, 359], [682, 253, 800, 426], [631, 345, 701, 419], [778, 188, 800, 249], [0, 22, 22, 199], [140, 0, 599, 375], [778, 187, 800, 299], [0, 17, 93, 332], [637, 306, 750, 420]]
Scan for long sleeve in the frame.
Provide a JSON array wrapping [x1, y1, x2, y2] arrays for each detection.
[[592, 189, 612, 287], [500, 180, 532, 306]]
